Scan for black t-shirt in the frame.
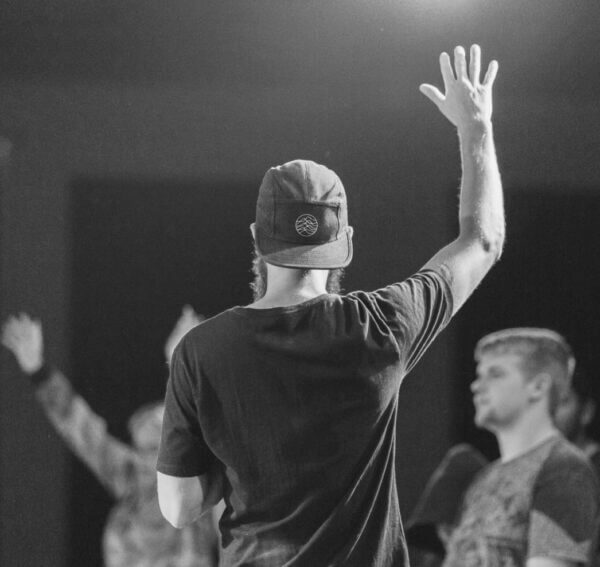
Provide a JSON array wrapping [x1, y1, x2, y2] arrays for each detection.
[[157, 270, 453, 567]]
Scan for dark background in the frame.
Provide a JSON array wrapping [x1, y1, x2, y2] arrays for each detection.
[[1, 1, 599, 565], [454, 191, 600, 458]]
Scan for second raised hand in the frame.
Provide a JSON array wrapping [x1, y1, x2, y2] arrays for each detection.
[[419, 44, 498, 131]]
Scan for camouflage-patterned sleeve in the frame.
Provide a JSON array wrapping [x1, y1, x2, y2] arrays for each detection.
[[30, 364, 137, 499]]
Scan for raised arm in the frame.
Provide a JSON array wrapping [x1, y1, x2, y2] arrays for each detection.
[[420, 44, 505, 314], [1, 313, 44, 374], [1, 313, 136, 498], [163, 305, 204, 366]]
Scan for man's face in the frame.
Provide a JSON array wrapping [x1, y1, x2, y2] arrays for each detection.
[[472, 351, 532, 431]]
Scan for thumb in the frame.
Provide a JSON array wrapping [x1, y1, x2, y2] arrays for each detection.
[[419, 84, 445, 106]]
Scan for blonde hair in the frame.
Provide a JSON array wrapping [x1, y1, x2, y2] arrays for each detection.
[[475, 328, 575, 415]]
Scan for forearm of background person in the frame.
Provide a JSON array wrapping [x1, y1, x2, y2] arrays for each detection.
[[157, 468, 224, 529], [32, 365, 136, 498], [437, 522, 453, 548]]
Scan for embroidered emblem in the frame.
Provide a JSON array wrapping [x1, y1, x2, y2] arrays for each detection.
[[295, 214, 319, 237]]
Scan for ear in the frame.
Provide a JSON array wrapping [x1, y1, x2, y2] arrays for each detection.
[[527, 372, 552, 403]]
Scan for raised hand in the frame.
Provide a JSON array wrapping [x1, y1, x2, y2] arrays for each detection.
[[164, 305, 204, 364], [419, 44, 498, 132], [1, 313, 44, 374]]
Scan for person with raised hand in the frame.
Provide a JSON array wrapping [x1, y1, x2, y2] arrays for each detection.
[[156, 45, 504, 567], [2, 308, 220, 567], [419, 44, 503, 314]]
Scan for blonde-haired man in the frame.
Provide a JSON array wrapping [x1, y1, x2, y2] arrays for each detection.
[[410, 328, 599, 567]]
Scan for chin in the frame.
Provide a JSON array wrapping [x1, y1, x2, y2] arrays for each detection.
[[474, 410, 494, 431]]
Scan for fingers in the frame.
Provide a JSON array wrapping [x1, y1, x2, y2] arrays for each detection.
[[483, 60, 499, 87], [469, 44, 481, 85], [435, 45, 496, 90], [18, 312, 33, 325], [1, 322, 18, 350], [419, 84, 445, 106], [180, 304, 204, 325], [2, 316, 18, 338], [439, 52, 455, 90], [454, 46, 468, 81]]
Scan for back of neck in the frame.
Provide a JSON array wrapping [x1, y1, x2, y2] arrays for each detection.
[[249, 264, 329, 309], [249, 287, 326, 309]]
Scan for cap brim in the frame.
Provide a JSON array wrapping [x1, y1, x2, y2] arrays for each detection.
[[255, 227, 353, 269]]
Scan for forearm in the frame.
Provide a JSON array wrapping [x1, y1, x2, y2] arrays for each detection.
[[158, 468, 224, 528], [31, 364, 75, 418], [457, 121, 505, 258], [32, 365, 134, 496]]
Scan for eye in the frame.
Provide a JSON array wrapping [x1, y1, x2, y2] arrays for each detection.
[[492, 366, 507, 376]]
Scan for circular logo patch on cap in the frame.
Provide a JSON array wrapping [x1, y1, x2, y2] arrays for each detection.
[[295, 214, 319, 237]]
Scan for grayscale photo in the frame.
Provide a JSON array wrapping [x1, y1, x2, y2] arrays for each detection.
[[0, 1, 599, 566]]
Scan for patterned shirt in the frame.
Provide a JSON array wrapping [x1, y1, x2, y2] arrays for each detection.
[[443, 435, 599, 567], [32, 365, 220, 567]]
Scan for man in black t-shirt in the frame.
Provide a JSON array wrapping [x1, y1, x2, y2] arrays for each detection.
[[157, 44, 505, 567]]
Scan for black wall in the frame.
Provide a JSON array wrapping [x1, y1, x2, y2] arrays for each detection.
[[455, 190, 600, 459], [69, 175, 455, 565], [2, 3, 600, 564]]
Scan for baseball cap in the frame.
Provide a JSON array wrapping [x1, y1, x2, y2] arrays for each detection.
[[253, 159, 353, 269]]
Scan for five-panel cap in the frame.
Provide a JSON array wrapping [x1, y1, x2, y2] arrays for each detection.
[[253, 159, 353, 269]]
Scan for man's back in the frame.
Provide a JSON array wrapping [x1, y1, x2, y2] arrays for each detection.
[[157, 45, 505, 566], [158, 271, 452, 566]]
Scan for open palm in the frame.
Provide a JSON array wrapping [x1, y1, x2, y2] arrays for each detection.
[[420, 44, 498, 131]]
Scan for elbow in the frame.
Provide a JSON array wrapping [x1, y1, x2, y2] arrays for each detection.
[[481, 229, 505, 263], [158, 491, 198, 529], [462, 221, 505, 264], [460, 215, 505, 263], [170, 515, 192, 529], [159, 499, 193, 529]]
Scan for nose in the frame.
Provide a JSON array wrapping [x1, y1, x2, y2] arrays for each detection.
[[470, 376, 482, 394]]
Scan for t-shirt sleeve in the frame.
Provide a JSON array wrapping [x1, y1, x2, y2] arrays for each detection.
[[366, 269, 454, 374], [528, 453, 600, 565], [157, 343, 216, 477]]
